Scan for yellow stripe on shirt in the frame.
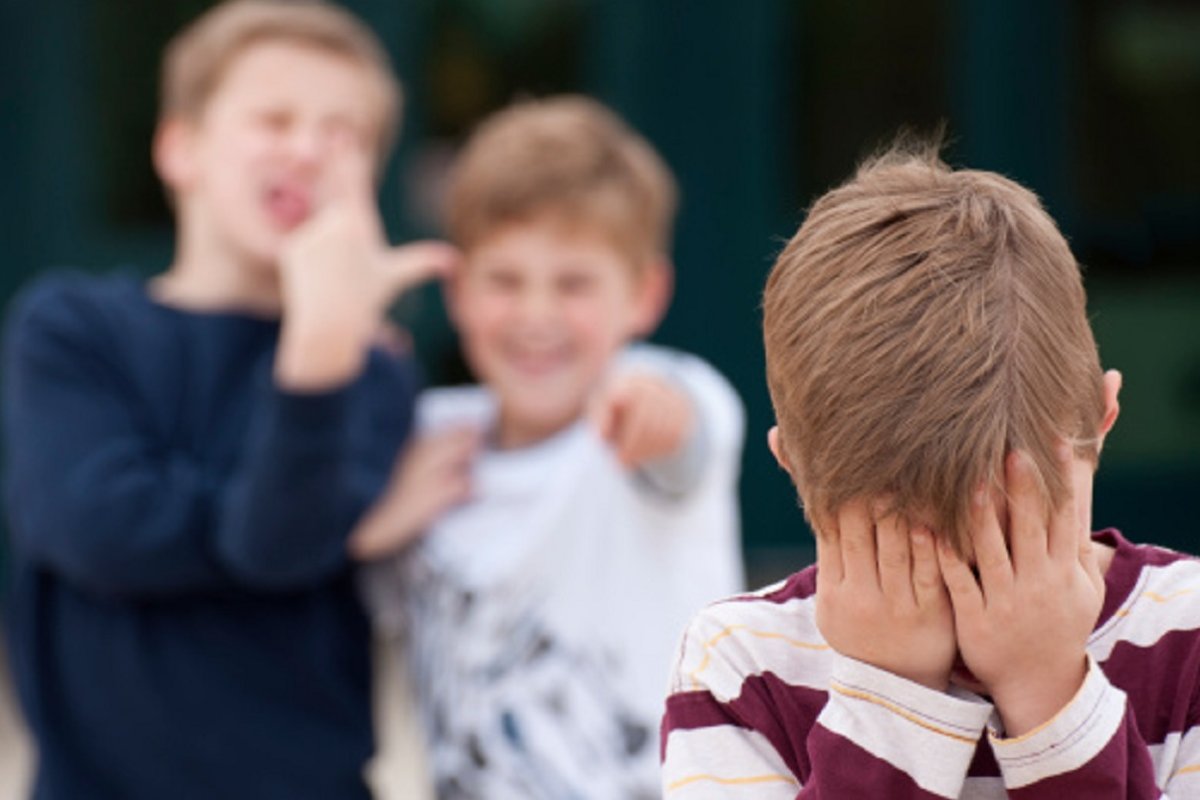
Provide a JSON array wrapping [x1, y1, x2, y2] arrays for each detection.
[[666, 771, 800, 793]]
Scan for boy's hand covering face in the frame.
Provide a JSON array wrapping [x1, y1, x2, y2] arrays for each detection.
[[814, 501, 956, 692], [588, 372, 694, 468], [274, 139, 461, 389], [937, 444, 1105, 737], [347, 427, 480, 561]]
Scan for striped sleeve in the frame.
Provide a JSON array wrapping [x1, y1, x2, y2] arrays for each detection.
[[992, 539, 1200, 799], [661, 598, 992, 798], [991, 656, 1164, 798]]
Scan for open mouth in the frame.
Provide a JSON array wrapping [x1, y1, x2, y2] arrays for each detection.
[[263, 183, 313, 230]]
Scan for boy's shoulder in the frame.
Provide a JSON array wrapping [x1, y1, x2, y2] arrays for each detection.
[[670, 565, 827, 700], [5, 270, 147, 352], [9, 270, 142, 325], [1097, 529, 1200, 638]]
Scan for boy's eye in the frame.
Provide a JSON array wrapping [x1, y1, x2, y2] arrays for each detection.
[[257, 110, 291, 131], [322, 117, 368, 148], [557, 273, 595, 294], [482, 270, 521, 292]]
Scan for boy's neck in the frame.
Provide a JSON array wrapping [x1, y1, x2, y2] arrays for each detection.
[[152, 234, 282, 316], [493, 408, 581, 451]]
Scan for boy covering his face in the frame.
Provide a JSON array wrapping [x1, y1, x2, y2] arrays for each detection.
[[660, 145, 1200, 798]]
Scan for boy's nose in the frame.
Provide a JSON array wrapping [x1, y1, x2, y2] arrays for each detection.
[[284, 125, 328, 167], [515, 288, 560, 326]]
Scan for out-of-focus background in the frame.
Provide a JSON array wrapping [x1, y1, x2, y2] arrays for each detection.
[[1, 1, 1197, 796]]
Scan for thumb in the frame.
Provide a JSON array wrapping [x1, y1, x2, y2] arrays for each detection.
[[379, 240, 461, 296]]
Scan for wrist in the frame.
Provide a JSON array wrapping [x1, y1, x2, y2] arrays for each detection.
[[908, 671, 951, 693], [347, 507, 418, 562], [990, 655, 1088, 737], [275, 318, 369, 391]]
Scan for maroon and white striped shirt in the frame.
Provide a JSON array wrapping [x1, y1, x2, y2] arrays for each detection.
[[661, 530, 1200, 798]]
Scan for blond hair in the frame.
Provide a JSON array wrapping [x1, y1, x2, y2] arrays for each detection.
[[445, 95, 678, 267], [160, 0, 401, 157], [763, 144, 1105, 554]]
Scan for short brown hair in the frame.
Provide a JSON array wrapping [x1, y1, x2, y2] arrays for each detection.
[[763, 144, 1105, 553], [445, 95, 678, 267], [160, 0, 401, 157]]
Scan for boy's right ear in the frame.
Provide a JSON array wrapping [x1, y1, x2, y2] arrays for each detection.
[[152, 117, 197, 192], [767, 426, 793, 476]]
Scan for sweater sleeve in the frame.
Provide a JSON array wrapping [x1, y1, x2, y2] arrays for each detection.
[[991, 656, 1167, 798], [210, 378, 372, 589], [661, 610, 992, 799], [2, 279, 410, 597]]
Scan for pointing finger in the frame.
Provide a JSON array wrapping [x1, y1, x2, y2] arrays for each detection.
[[380, 241, 461, 297]]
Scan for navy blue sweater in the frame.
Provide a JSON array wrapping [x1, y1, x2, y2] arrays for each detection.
[[1, 273, 416, 799]]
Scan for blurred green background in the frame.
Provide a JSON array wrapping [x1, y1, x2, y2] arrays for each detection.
[[1, 0, 1197, 588]]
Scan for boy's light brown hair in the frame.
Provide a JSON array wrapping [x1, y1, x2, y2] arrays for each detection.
[[445, 95, 678, 268], [763, 143, 1106, 554], [160, 0, 402, 157]]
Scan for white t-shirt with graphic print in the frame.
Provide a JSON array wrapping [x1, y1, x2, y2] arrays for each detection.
[[365, 344, 745, 799]]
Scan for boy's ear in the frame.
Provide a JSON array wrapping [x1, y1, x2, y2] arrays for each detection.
[[153, 116, 197, 192], [630, 258, 673, 337], [1098, 369, 1122, 444], [767, 426, 793, 476]]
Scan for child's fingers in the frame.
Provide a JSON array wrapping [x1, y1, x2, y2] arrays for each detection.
[[1006, 450, 1049, 571], [1047, 440, 1081, 562], [969, 483, 1013, 597], [407, 428, 479, 477], [910, 527, 945, 608], [435, 429, 481, 469], [875, 510, 914, 605], [813, 511, 844, 586], [323, 135, 376, 210], [380, 241, 461, 297], [434, 472, 473, 510], [838, 500, 879, 587], [612, 405, 642, 465], [936, 538, 984, 616], [616, 396, 663, 465], [587, 385, 621, 444]]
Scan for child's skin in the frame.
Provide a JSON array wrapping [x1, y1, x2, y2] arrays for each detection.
[[769, 369, 1123, 737], [150, 41, 458, 396], [349, 221, 694, 559]]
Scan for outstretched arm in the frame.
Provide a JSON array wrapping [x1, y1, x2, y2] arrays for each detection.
[[590, 346, 743, 499]]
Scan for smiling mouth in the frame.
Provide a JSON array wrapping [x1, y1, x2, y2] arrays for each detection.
[[508, 350, 570, 377]]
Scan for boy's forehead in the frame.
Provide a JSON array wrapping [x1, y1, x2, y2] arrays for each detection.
[[206, 40, 384, 124], [465, 217, 642, 272]]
